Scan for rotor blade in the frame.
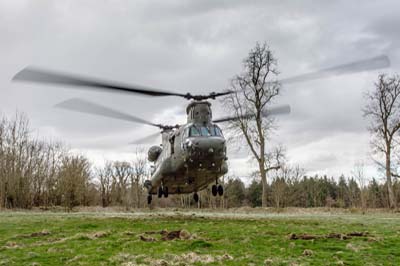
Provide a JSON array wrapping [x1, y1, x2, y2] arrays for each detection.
[[213, 104, 291, 123], [278, 55, 390, 85], [55, 98, 162, 128], [129, 132, 161, 145], [13, 67, 188, 98], [262, 104, 291, 117]]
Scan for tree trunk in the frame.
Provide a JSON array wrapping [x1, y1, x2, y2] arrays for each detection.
[[260, 166, 268, 207], [136, 181, 141, 208], [386, 152, 396, 208]]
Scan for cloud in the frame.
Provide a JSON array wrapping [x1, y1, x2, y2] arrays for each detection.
[[0, 0, 398, 180]]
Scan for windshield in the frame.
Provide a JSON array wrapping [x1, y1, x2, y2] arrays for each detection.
[[188, 125, 223, 137], [189, 126, 201, 137]]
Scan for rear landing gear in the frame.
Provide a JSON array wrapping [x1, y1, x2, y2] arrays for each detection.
[[193, 192, 199, 203], [211, 184, 224, 197], [217, 185, 224, 196]]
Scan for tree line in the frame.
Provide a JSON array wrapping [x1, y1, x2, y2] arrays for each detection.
[[0, 113, 148, 210], [221, 172, 400, 209], [0, 111, 399, 210]]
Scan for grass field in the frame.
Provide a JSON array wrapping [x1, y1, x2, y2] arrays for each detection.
[[0, 209, 399, 266]]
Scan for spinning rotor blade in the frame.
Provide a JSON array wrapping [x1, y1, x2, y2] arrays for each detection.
[[213, 104, 291, 123], [13, 67, 188, 98], [129, 132, 161, 145], [13, 55, 388, 102], [278, 55, 390, 85], [55, 98, 163, 128], [12, 67, 230, 101]]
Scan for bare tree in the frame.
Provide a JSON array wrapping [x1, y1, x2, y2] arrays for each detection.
[[57, 155, 91, 210], [224, 42, 283, 207], [352, 161, 368, 210], [0, 116, 6, 208], [131, 148, 147, 208], [112, 161, 132, 208], [271, 163, 292, 208], [364, 74, 400, 208], [97, 162, 113, 207]]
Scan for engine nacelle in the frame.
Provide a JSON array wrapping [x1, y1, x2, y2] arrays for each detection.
[[148, 146, 162, 162]]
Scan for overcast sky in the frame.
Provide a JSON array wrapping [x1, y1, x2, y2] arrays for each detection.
[[1, 0, 399, 182]]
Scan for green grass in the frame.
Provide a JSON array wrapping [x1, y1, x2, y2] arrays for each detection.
[[0, 210, 399, 265]]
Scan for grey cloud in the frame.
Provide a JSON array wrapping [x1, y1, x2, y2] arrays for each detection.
[[0, 0, 398, 178]]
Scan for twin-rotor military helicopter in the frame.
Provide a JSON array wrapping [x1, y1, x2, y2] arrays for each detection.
[[12, 54, 390, 204]]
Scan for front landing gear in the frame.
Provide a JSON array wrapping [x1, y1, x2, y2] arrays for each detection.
[[145, 180, 153, 205], [158, 186, 169, 198], [212, 185, 218, 196]]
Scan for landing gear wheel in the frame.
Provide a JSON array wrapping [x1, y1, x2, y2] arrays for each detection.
[[163, 186, 169, 198], [158, 187, 163, 198], [147, 195, 152, 204], [217, 185, 224, 196], [212, 185, 218, 196], [193, 193, 199, 203]]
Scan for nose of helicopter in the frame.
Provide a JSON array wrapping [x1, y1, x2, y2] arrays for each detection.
[[188, 137, 226, 159]]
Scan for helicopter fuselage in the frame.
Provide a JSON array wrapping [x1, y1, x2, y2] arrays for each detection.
[[147, 126, 228, 195], [145, 101, 228, 195]]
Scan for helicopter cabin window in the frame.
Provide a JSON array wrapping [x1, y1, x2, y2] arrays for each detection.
[[188, 125, 223, 137], [212, 125, 223, 137], [200, 126, 210, 136], [189, 126, 201, 137]]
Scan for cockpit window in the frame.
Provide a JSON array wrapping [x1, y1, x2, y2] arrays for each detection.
[[189, 126, 201, 137], [200, 127, 210, 136], [188, 125, 223, 137], [214, 125, 223, 136]]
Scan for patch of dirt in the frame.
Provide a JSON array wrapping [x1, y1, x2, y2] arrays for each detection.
[[367, 236, 383, 242], [288, 231, 369, 240], [18, 230, 51, 238], [302, 249, 314, 256], [3, 242, 20, 249], [264, 258, 274, 265], [27, 252, 38, 258], [346, 243, 365, 253], [140, 235, 155, 242], [34, 231, 111, 246], [46, 247, 73, 255], [178, 252, 215, 264], [90, 231, 109, 239], [66, 255, 87, 264], [139, 229, 194, 242]]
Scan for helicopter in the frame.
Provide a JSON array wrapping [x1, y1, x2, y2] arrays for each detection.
[[12, 54, 390, 204]]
